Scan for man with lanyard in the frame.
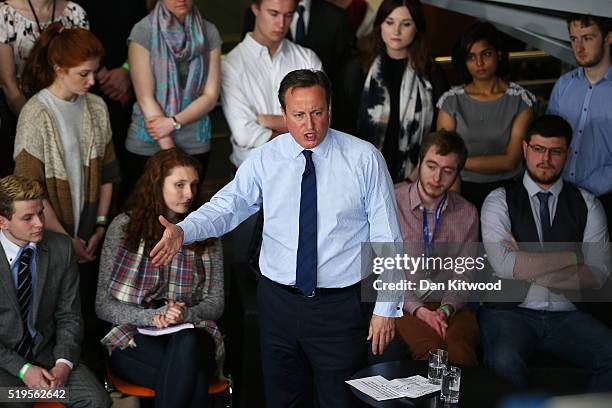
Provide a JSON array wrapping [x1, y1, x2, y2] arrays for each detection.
[[394, 130, 480, 366], [150, 69, 403, 407], [547, 14, 612, 228], [480, 115, 612, 390]]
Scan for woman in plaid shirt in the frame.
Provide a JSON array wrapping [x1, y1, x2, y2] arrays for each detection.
[[95, 148, 224, 408]]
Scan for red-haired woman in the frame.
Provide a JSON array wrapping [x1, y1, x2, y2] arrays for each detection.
[[14, 22, 119, 264], [0, 0, 88, 176], [357, 0, 448, 183], [96, 148, 223, 408]]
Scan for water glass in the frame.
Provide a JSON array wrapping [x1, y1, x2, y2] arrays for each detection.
[[440, 366, 461, 404], [428, 349, 448, 385]]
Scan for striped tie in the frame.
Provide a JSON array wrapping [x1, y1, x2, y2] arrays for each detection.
[[16, 247, 34, 360], [296, 150, 317, 296]]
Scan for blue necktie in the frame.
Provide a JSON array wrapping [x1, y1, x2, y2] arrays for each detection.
[[295, 4, 306, 45], [537, 191, 552, 242], [296, 150, 317, 296], [16, 248, 34, 359]]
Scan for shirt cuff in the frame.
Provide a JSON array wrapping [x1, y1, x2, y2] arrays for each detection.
[[176, 221, 192, 244], [404, 300, 424, 316], [373, 300, 403, 318], [55, 359, 73, 370]]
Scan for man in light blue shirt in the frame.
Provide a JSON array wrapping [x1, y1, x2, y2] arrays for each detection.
[[152, 70, 403, 407], [480, 115, 612, 391], [547, 14, 612, 224]]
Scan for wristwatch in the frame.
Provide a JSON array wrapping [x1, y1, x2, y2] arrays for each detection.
[[171, 116, 182, 131]]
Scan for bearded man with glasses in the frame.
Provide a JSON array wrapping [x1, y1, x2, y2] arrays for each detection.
[[479, 114, 612, 391]]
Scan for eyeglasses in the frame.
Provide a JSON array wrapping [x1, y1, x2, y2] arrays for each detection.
[[528, 144, 567, 156]]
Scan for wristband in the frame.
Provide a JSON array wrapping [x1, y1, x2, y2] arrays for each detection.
[[570, 251, 578, 266], [96, 215, 109, 226], [439, 304, 451, 319], [18, 363, 32, 380], [122, 62, 130, 72]]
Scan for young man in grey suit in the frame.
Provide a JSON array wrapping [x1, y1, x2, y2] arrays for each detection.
[[0, 175, 110, 407]]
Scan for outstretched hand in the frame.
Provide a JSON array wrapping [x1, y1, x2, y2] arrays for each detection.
[[150, 215, 184, 265]]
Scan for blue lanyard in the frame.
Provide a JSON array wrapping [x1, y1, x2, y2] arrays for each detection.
[[422, 196, 446, 258]]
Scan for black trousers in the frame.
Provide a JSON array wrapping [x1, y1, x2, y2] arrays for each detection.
[[110, 330, 216, 408], [257, 277, 371, 408]]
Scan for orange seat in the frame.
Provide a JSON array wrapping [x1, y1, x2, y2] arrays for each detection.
[[208, 378, 231, 395], [107, 369, 155, 397], [107, 367, 230, 397]]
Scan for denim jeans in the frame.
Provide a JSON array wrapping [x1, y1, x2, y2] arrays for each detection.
[[479, 305, 612, 391]]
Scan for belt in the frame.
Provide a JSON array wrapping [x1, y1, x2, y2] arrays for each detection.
[[265, 276, 360, 297]]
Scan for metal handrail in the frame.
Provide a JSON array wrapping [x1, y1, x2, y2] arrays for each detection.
[[435, 49, 551, 65]]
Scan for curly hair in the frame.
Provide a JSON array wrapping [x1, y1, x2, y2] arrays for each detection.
[[123, 148, 212, 254], [21, 22, 105, 98]]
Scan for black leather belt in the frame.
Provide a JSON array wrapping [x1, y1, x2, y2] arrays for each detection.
[[265, 276, 360, 297]]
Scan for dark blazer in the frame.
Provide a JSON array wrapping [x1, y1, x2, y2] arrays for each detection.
[[0, 231, 82, 376], [242, 0, 352, 80]]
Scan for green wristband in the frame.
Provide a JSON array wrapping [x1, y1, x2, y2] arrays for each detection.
[[570, 251, 578, 266], [439, 304, 451, 318], [18, 363, 32, 380], [122, 62, 130, 72]]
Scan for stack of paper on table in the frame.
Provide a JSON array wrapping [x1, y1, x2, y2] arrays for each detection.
[[346, 375, 440, 401]]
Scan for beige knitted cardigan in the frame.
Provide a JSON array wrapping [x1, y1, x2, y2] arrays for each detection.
[[14, 92, 121, 240]]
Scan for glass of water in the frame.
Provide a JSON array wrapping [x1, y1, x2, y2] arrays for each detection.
[[428, 349, 448, 384], [440, 366, 461, 403]]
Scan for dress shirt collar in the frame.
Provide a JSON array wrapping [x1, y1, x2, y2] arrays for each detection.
[[522, 171, 563, 198], [298, 0, 311, 13], [575, 65, 612, 83], [408, 181, 452, 213], [244, 32, 288, 59], [0, 230, 37, 267], [286, 127, 334, 159]]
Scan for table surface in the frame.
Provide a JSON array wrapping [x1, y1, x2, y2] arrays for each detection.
[[350, 360, 518, 408]]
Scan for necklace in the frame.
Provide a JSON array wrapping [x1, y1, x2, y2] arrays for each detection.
[[27, 0, 57, 33]]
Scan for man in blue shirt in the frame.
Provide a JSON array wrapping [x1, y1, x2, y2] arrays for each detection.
[[151, 69, 403, 407], [547, 14, 612, 225]]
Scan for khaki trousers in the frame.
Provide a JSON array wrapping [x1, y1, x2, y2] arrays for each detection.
[[396, 302, 480, 366]]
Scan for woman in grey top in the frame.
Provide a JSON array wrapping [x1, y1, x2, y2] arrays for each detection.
[[437, 22, 535, 210], [96, 148, 224, 408], [125, 0, 222, 193]]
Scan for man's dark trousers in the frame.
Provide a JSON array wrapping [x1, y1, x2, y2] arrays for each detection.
[[258, 276, 371, 408]]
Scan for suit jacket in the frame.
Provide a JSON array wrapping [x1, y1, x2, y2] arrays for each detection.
[[0, 231, 82, 376], [242, 0, 352, 79]]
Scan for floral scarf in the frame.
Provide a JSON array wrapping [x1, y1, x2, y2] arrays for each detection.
[[358, 56, 434, 180], [138, 1, 210, 143]]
